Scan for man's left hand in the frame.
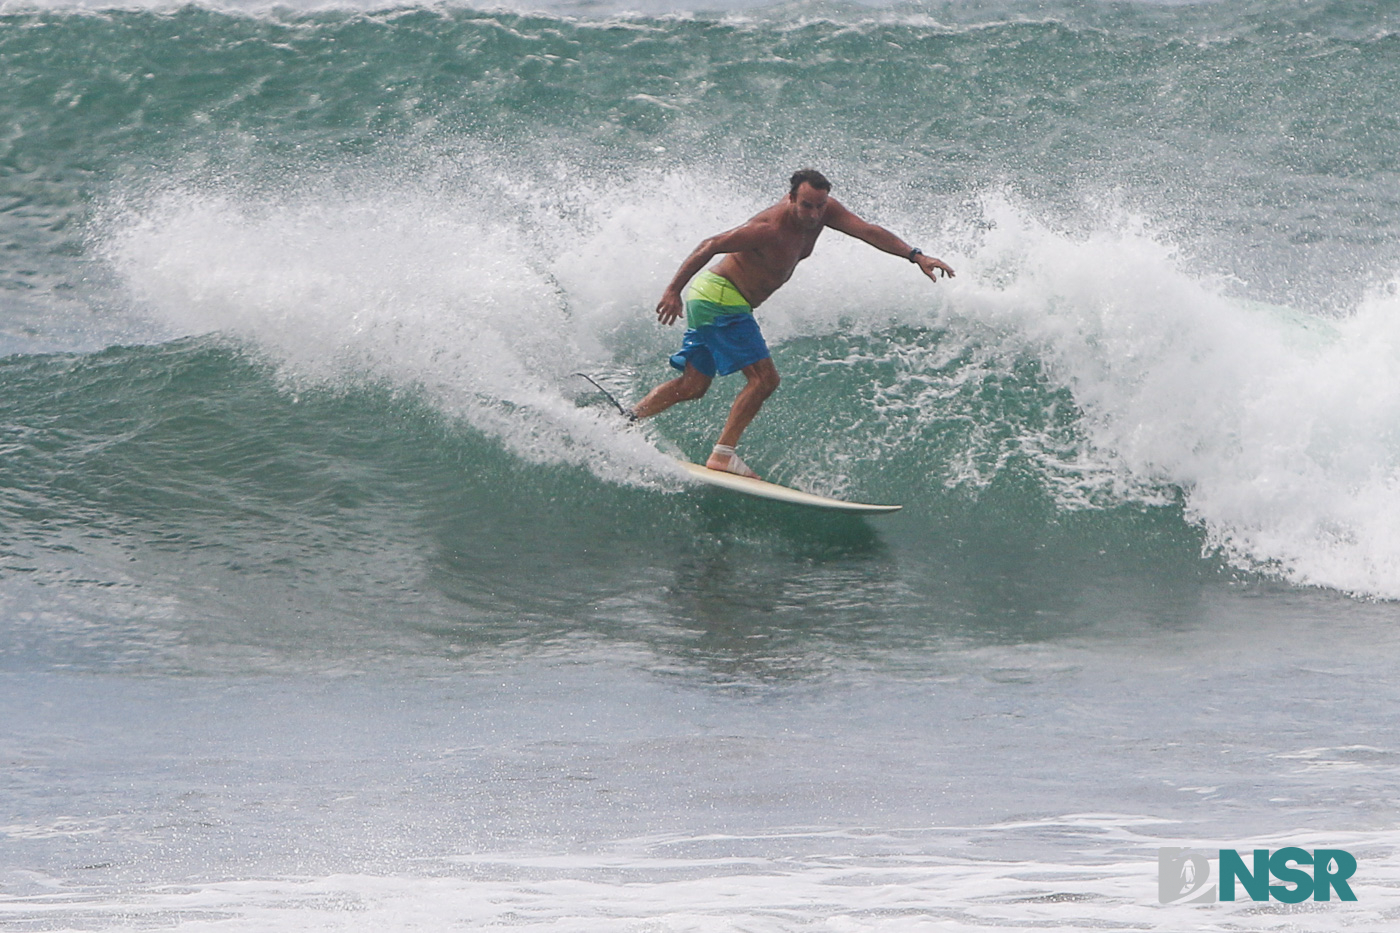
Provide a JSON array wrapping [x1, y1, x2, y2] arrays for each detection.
[[916, 254, 955, 281]]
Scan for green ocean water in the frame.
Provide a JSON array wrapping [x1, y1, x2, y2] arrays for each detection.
[[5, 2, 1400, 929], [0, 0, 1397, 598]]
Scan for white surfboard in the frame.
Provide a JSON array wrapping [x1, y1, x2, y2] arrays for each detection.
[[570, 374, 900, 513], [675, 459, 901, 514]]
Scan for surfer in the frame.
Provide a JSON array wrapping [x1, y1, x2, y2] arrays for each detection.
[[629, 168, 954, 479]]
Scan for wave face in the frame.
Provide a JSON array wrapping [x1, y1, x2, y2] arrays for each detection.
[[3, 0, 1400, 608]]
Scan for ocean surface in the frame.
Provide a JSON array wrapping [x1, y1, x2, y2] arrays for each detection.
[[4, 0, 1400, 929]]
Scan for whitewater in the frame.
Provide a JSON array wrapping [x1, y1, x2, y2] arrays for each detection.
[[4, 0, 1400, 930]]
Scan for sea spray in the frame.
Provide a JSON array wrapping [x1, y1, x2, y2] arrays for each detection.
[[102, 182, 681, 485], [953, 199, 1400, 596]]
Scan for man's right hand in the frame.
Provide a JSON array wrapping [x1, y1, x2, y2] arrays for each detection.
[[656, 290, 684, 326]]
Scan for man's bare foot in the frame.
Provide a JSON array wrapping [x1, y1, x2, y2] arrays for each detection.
[[707, 444, 759, 479]]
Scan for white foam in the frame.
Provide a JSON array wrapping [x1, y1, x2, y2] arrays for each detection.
[[941, 196, 1400, 597], [3, 819, 1395, 931], [103, 183, 679, 488]]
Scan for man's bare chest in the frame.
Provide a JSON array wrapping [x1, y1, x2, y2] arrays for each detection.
[[758, 230, 822, 271]]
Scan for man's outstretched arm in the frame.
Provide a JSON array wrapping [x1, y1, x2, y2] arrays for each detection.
[[824, 198, 955, 282]]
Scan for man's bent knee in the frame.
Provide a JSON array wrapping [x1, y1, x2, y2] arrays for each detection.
[[678, 366, 712, 400], [745, 359, 780, 396]]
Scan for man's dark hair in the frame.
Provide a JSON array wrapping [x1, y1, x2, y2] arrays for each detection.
[[789, 168, 832, 199]]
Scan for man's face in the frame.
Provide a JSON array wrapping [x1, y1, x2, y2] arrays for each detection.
[[789, 183, 829, 229]]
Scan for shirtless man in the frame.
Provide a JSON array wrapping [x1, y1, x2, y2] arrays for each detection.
[[631, 168, 955, 478]]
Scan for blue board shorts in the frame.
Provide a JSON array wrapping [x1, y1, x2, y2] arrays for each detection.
[[669, 314, 771, 378], [669, 271, 771, 377]]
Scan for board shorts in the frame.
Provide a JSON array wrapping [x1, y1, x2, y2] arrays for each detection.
[[668, 270, 771, 378]]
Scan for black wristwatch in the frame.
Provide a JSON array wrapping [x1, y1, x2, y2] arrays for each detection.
[[907, 247, 923, 262]]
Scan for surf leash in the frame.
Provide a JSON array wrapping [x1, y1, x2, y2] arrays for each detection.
[[572, 372, 637, 421]]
